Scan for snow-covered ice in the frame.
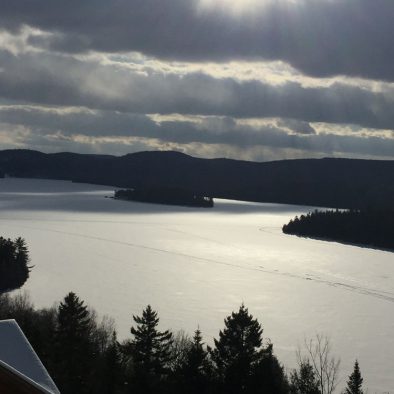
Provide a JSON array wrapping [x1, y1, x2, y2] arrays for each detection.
[[0, 178, 393, 393]]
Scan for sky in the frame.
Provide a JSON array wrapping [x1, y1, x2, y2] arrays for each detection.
[[1, 0, 394, 161]]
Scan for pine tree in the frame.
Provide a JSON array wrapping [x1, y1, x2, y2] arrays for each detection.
[[209, 304, 264, 393], [290, 360, 321, 394], [128, 305, 173, 393], [344, 360, 363, 394], [54, 292, 93, 394]]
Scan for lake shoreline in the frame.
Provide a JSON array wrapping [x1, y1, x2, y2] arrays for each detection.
[[286, 233, 394, 254], [0, 178, 393, 393]]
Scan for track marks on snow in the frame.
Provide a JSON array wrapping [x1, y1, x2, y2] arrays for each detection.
[[6, 221, 394, 304]]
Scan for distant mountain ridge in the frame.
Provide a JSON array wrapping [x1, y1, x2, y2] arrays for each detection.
[[1, 149, 394, 209]]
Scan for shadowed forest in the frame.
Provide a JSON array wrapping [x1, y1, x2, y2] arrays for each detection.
[[0, 292, 365, 394]]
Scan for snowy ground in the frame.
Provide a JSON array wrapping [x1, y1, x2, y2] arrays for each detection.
[[0, 178, 393, 393]]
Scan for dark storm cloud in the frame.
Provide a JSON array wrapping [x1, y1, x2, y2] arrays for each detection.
[[1, 0, 394, 81], [0, 107, 155, 137], [0, 105, 284, 146], [1, 49, 394, 131]]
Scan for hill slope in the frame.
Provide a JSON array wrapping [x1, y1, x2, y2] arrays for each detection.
[[1, 149, 393, 209]]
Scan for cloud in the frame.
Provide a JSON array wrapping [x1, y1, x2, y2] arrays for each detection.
[[276, 119, 316, 135], [2, 0, 394, 81], [2, 1, 394, 161], [2, 49, 394, 132], [2, 105, 394, 161]]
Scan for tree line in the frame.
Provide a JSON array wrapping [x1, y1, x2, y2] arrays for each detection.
[[114, 187, 214, 208], [0, 292, 365, 394], [282, 209, 394, 251]]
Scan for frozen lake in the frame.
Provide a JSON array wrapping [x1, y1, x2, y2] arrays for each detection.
[[0, 178, 393, 393]]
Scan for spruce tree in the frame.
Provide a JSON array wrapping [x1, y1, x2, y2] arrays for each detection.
[[290, 360, 321, 394], [345, 360, 363, 394], [209, 304, 264, 393], [185, 329, 209, 376], [102, 331, 125, 394], [129, 305, 173, 393], [54, 292, 93, 394], [251, 343, 290, 394], [175, 328, 211, 394], [14, 237, 30, 285]]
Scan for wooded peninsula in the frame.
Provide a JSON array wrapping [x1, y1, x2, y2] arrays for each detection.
[[282, 209, 394, 251]]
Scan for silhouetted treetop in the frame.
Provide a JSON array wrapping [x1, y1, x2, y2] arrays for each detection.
[[209, 304, 266, 393], [290, 360, 321, 394], [345, 360, 364, 394]]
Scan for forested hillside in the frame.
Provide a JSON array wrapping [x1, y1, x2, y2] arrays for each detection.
[[1, 149, 394, 209]]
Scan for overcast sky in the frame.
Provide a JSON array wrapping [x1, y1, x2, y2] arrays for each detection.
[[1, 0, 394, 161]]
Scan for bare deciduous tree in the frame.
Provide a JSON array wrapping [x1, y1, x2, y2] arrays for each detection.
[[169, 329, 192, 370], [297, 334, 340, 394]]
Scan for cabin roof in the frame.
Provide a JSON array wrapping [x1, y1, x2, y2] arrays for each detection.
[[0, 319, 60, 394]]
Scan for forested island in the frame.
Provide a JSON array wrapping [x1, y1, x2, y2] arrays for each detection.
[[282, 209, 394, 251], [0, 237, 31, 293], [114, 188, 214, 208]]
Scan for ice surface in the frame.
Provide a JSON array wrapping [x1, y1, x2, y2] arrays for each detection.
[[0, 319, 60, 393], [0, 178, 393, 393]]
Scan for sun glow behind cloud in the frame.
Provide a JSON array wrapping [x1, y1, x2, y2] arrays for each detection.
[[198, 0, 299, 15], [198, 0, 268, 14]]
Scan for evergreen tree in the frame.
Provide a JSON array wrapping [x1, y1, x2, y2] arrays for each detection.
[[185, 329, 209, 376], [174, 328, 211, 394], [209, 304, 264, 393], [101, 331, 125, 394], [290, 360, 321, 394], [13, 237, 30, 287], [344, 360, 363, 394], [128, 305, 173, 393], [54, 292, 93, 394], [251, 343, 290, 394], [0, 236, 31, 292]]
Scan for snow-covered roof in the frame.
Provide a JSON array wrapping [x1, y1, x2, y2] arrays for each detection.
[[0, 319, 60, 394]]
